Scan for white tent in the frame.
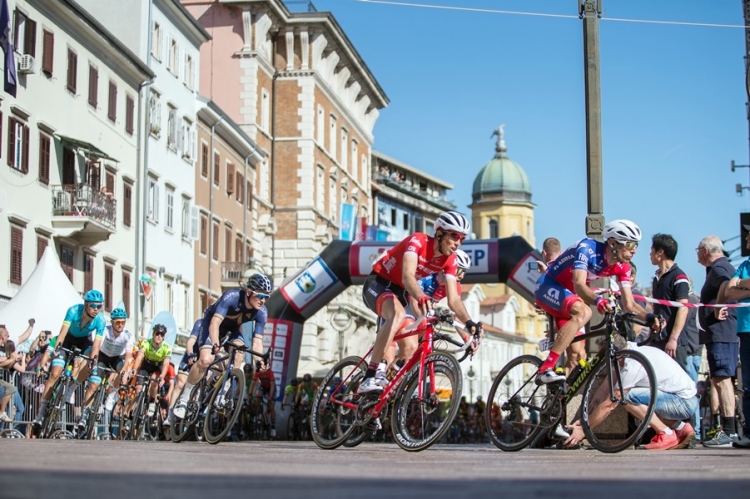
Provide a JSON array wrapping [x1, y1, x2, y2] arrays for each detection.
[[0, 246, 83, 343]]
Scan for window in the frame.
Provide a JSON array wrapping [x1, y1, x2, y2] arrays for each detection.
[[199, 290, 209, 314], [106, 171, 114, 195], [61, 245, 74, 282], [181, 118, 194, 159], [123, 182, 132, 227], [200, 214, 208, 255], [316, 165, 325, 210], [86, 161, 100, 191], [329, 176, 337, 221], [403, 213, 409, 230], [36, 236, 48, 263], [351, 140, 359, 181], [329, 115, 337, 157], [236, 172, 244, 204], [341, 128, 348, 170], [200, 143, 208, 177], [167, 105, 176, 150], [226, 163, 235, 195], [166, 188, 174, 230], [246, 180, 253, 211], [104, 264, 113, 312], [126, 96, 135, 135], [361, 155, 368, 187], [181, 198, 190, 239], [235, 235, 243, 264], [10, 226, 23, 285], [122, 271, 131, 315], [212, 220, 219, 261], [169, 36, 178, 74], [88, 65, 98, 108], [42, 30, 54, 75], [390, 208, 397, 227], [152, 22, 161, 60], [316, 105, 324, 144], [84, 253, 93, 292], [166, 280, 173, 315], [38, 132, 50, 184], [261, 89, 270, 131], [213, 152, 220, 186], [108, 81, 117, 122], [147, 177, 159, 222], [184, 53, 194, 90], [66, 49, 77, 94], [148, 90, 161, 134], [8, 117, 29, 173], [13, 10, 36, 57], [489, 220, 498, 239], [225, 226, 232, 262]]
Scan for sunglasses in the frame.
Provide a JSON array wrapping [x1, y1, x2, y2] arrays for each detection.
[[456, 268, 465, 277], [153, 331, 165, 337], [113, 320, 126, 326], [88, 303, 103, 310], [618, 241, 638, 250], [252, 291, 270, 300], [447, 231, 466, 242]]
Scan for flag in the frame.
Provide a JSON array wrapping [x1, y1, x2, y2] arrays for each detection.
[[354, 216, 367, 241], [0, 0, 16, 97], [339, 202, 357, 241]]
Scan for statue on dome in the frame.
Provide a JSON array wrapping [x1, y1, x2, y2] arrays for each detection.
[[491, 124, 506, 152]]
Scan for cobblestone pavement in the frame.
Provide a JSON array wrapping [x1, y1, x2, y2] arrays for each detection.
[[1, 441, 749, 499]]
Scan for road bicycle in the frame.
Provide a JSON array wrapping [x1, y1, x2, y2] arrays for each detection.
[[486, 304, 657, 453], [249, 394, 275, 440], [37, 347, 95, 439], [284, 402, 311, 441], [117, 372, 153, 441], [171, 339, 272, 444], [78, 365, 117, 440], [311, 310, 478, 452]]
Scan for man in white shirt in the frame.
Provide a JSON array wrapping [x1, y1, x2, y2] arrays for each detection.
[[565, 336, 698, 450]]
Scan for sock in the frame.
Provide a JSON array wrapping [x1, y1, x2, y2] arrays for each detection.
[[539, 351, 561, 373], [178, 382, 194, 403], [712, 414, 721, 428], [376, 360, 388, 376], [660, 427, 674, 435], [674, 421, 686, 431], [365, 362, 379, 379], [722, 416, 736, 435]]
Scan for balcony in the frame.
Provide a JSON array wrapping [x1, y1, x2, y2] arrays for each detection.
[[221, 262, 246, 289], [51, 184, 116, 245]]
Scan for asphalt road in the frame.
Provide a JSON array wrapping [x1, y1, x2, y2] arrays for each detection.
[[1, 440, 749, 499]]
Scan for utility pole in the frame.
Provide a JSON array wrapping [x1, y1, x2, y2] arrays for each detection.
[[581, 0, 604, 238], [743, 0, 750, 161]]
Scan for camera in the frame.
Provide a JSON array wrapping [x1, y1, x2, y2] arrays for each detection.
[[527, 261, 539, 271]]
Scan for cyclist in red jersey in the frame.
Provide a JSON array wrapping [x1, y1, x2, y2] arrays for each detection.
[[251, 367, 277, 437], [359, 211, 481, 393]]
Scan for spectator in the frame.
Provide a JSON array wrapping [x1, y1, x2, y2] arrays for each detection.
[[682, 278, 703, 442], [697, 235, 739, 446], [720, 227, 750, 448], [0, 341, 26, 427], [650, 234, 691, 367]]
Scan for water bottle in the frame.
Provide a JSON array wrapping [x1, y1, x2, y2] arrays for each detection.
[[64, 363, 73, 378], [566, 359, 588, 384], [386, 359, 405, 381]]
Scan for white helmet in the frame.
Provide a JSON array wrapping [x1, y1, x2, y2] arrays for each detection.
[[454, 249, 472, 270], [602, 219, 642, 243], [435, 211, 471, 236]]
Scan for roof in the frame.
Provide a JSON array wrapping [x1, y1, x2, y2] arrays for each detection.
[[472, 150, 532, 198], [373, 150, 454, 189]]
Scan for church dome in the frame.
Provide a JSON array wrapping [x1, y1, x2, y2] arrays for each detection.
[[472, 126, 532, 204]]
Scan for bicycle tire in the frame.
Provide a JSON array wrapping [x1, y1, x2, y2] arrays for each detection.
[[129, 390, 147, 441], [580, 349, 658, 453], [84, 389, 105, 440], [203, 368, 245, 444], [310, 356, 365, 450], [486, 354, 548, 451], [390, 352, 462, 452], [171, 381, 204, 443]]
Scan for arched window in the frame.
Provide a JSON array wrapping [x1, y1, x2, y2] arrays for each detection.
[[489, 219, 498, 239]]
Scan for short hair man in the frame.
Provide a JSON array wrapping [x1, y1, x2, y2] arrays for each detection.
[[697, 236, 739, 446]]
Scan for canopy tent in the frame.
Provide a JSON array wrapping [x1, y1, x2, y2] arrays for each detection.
[[0, 246, 83, 343]]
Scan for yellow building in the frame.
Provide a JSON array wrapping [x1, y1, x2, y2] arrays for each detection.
[[469, 125, 546, 345]]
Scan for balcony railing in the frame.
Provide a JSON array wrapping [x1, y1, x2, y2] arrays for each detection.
[[51, 184, 116, 231], [221, 262, 246, 284], [373, 173, 456, 209]]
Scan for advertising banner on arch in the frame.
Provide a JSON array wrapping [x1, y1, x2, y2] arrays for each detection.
[[279, 257, 339, 314]]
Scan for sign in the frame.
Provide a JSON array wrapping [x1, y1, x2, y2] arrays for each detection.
[[508, 251, 541, 303], [349, 242, 395, 278], [460, 243, 490, 274], [280, 258, 338, 313], [263, 319, 293, 400]]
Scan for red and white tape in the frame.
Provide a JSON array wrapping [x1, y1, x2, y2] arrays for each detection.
[[592, 288, 750, 309]]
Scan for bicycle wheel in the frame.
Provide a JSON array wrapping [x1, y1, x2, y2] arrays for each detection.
[[580, 349, 657, 453], [486, 355, 548, 451], [171, 382, 204, 443], [39, 381, 66, 439], [390, 352, 462, 452], [129, 392, 147, 441], [310, 356, 366, 450], [203, 368, 245, 444], [84, 389, 105, 440]]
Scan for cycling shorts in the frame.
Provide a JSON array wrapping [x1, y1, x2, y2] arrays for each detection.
[[97, 353, 124, 372], [137, 360, 161, 385], [178, 352, 196, 374], [534, 273, 583, 321], [51, 335, 93, 369], [362, 272, 409, 317], [197, 323, 245, 350]]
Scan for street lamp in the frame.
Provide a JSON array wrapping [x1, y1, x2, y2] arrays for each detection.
[[467, 365, 476, 403], [329, 307, 352, 361]]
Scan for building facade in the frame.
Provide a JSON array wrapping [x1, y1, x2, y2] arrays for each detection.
[[0, 0, 153, 335]]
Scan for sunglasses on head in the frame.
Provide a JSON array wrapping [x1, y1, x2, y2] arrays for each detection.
[[252, 291, 270, 300], [88, 303, 103, 310]]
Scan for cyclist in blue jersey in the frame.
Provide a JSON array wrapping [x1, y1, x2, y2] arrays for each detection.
[[534, 220, 662, 384], [173, 273, 272, 418], [164, 319, 202, 427], [32, 290, 107, 426]]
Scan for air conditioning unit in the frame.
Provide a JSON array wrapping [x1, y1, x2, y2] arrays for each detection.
[[18, 54, 35, 74]]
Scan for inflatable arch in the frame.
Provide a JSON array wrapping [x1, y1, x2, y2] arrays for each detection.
[[262, 236, 541, 393]]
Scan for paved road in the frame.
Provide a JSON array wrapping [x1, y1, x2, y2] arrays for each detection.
[[1, 440, 749, 499]]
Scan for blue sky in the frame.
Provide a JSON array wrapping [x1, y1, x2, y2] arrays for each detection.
[[309, 0, 750, 291]]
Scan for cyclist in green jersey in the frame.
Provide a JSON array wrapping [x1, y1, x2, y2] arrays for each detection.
[[132, 324, 172, 418]]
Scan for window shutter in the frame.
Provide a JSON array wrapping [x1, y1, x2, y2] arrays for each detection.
[[190, 204, 199, 240], [10, 226, 23, 285], [213, 152, 220, 186], [67, 49, 77, 94], [25, 19, 36, 56], [42, 30, 54, 75], [246, 181, 253, 211], [39, 133, 50, 184], [88, 66, 98, 108], [126, 96, 134, 135], [122, 271, 131, 315], [212, 222, 219, 260], [37, 236, 48, 263], [154, 183, 160, 223], [106, 172, 115, 194], [227, 163, 234, 194], [108, 81, 117, 122], [124, 183, 132, 227], [225, 227, 232, 262], [22, 125, 29, 173], [104, 264, 113, 312], [236, 172, 243, 203], [200, 215, 208, 254], [61, 245, 74, 282], [8, 118, 15, 167], [201, 143, 208, 177], [235, 236, 243, 264], [84, 253, 93, 292]]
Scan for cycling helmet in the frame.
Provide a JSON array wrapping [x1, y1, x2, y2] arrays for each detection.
[[434, 211, 471, 236], [84, 290, 104, 303], [454, 249, 471, 270], [110, 308, 128, 320], [602, 219, 642, 243], [303, 373, 312, 382], [332, 376, 342, 384], [246, 273, 272, 294], [290, 378, 299, 386], [152, 324, 167, 336]]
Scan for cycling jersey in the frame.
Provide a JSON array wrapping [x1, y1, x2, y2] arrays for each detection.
[[297, 382, 318, 403], [140, 339, 172, 364], [63, 304, 106, 339], [372, 233, 458, 287], [419, 273, 461, 302], [98, 325, 134, 358], [254, 368, 275, 389], [545, 238, 632, 291], [198, 289, 267, 346]]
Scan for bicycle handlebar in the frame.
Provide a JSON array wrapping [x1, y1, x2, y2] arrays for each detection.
[[57, 346, 97, 363]]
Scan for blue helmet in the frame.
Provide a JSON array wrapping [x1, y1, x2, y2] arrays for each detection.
[[110, 308, 128, 320], [84, 290, 104, 303]]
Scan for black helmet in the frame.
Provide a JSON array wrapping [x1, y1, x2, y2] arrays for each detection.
[[303, 373, 312, 382], [246, 273, 272, 294], [152, 324, 167, 336], [290, 377, 299, 386]]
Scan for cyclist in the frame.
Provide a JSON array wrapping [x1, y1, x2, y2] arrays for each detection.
[[131, 324, 172, 418], [163, 319, 201, 427], [173, 273, 271, 418], [534, 220, 661, 384], [282, 377, 299, 407], [250, 364, 277, 437], [76, 307, 134, 430], [32, 290, 107, 427], [359, 211, 481, 393], [294, 373, 318, 413]]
